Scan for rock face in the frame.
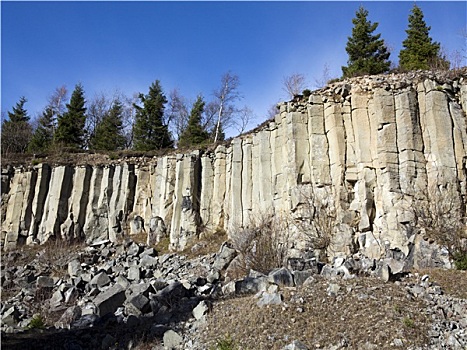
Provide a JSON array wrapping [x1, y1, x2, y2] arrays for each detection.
[[2, 71, 467, 265]]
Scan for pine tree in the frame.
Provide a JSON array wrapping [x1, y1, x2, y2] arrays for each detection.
[[28, 107, 55, 153], [178, 96, 210, 148], [90, 100, 127, 151], [342, 6, 391, 78], [1, 97, 32, 154], [399, 5, 449, 71], [133, 80, 173, 151], [55, 84, 87, 149]]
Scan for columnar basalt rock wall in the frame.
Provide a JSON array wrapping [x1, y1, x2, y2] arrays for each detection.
[[2, 72, 466, 264]]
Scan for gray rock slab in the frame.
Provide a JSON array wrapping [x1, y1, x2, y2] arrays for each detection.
[[93, 283, 125, 317]]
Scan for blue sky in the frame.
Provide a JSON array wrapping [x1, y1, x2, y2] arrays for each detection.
[[2, 1, 466, 136]]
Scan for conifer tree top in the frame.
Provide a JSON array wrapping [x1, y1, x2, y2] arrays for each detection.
[[8, 96, 29, 123], [342, 6, 391, 78], [398, 4, 444, 71]]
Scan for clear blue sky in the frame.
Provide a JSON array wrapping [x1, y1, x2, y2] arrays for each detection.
[[2, 1, 466, 136]]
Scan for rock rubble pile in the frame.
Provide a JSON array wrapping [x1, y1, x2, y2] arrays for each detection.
[[1, 239, 466, 349]]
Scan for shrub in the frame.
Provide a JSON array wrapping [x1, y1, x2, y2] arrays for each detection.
[[27, 314, 46, 329], [302, 89, 312, 98], [453, 252, 467, 270], [230, 214, 289, 275], [292, 185, 337, 262], [413, 184, 467, 269], [213, 335, 238, 350], [403, 317, 415, 328]]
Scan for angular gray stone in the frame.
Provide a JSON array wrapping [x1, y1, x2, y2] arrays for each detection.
[[89, 271, 111, 288], [192, 300, 209, 320], [292, 270, 315, 286], [212, 242, 237, 271], [68, 259, 81, 277], [126, 294, 150, 316], [163, 329, 183, 349], [127, 242, 142, 256], [2, 306, 20, 326], [140, 254, 158, 268], [257, 292, 283, 307], [54, 305, 81, 329], [36, 276, 55, 288], [93, 283, 125, 317], [127, 266, 140, 281], [268, 267, 294, 287]]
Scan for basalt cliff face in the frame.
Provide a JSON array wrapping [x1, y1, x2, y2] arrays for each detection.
[[2, 71, 466, 267]]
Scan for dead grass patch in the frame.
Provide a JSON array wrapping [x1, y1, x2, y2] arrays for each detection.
[[200, 276, 430, 349], [416, 268, 467, 299]]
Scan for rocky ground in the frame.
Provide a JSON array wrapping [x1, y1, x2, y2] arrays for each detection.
[[1, 237, 466, 350]]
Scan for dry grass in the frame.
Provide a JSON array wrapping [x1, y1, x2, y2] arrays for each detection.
[[200, 276, 431, 350], [416, 268, 467, 299], [181, 229, 228, 259]]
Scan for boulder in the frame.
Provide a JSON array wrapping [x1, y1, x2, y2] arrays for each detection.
[[268, 267, 294, 287], [93, 283, 126, 317]]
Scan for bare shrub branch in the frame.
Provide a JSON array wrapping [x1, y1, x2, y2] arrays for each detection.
[[292, 185, 337, 262], [283, 73, 306, 99], [230, 213, 289, 275], [413, 184, 467, 268]]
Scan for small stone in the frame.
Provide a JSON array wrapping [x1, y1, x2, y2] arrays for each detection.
[[193, 301, 209, 320], [163, 329, 183, 349], [257, 292, 283, 307]]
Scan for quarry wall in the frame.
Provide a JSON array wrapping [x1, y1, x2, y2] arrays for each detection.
[[2, 71, 466, 266]]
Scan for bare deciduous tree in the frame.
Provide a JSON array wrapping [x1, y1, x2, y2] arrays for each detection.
[[166, 89, 190, 144], [85, 92, 112, 148], [313, 63, 332, 89], [47, 85, 68, 131], [213, 72, 242, 142], [232, 106, 253, 135], [283, 73, 306, 99]]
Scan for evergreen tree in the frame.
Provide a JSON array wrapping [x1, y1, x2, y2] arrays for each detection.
[[1, 97, 32, 154], [90, 100, 126, 151], [399, 5, 449, 71], [28, 107, 55, 153], [342, 6, 391, 77], [178, 96, 210, 148], [133, 80, 173, 151], [55, 84, 87, 149]]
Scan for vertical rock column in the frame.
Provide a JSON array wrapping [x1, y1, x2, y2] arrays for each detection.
[[152, 156, 176, 231], [395, 88, 427, 196], [227, 138, 243, 232], [37, 166, 74, 243], [2, 168, 35, 250], [307, 94, 331, 186], [108, 163, 136, 242], [60, 165, 92, 242], [83, 166, 112, 243], [200, 153, 215, 232], [170, 152, 201, 250], [241, 135, 253, 227], [26, 164, 51, 244], [132, 164, 154, 234], [418, 80, 457, 186]]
